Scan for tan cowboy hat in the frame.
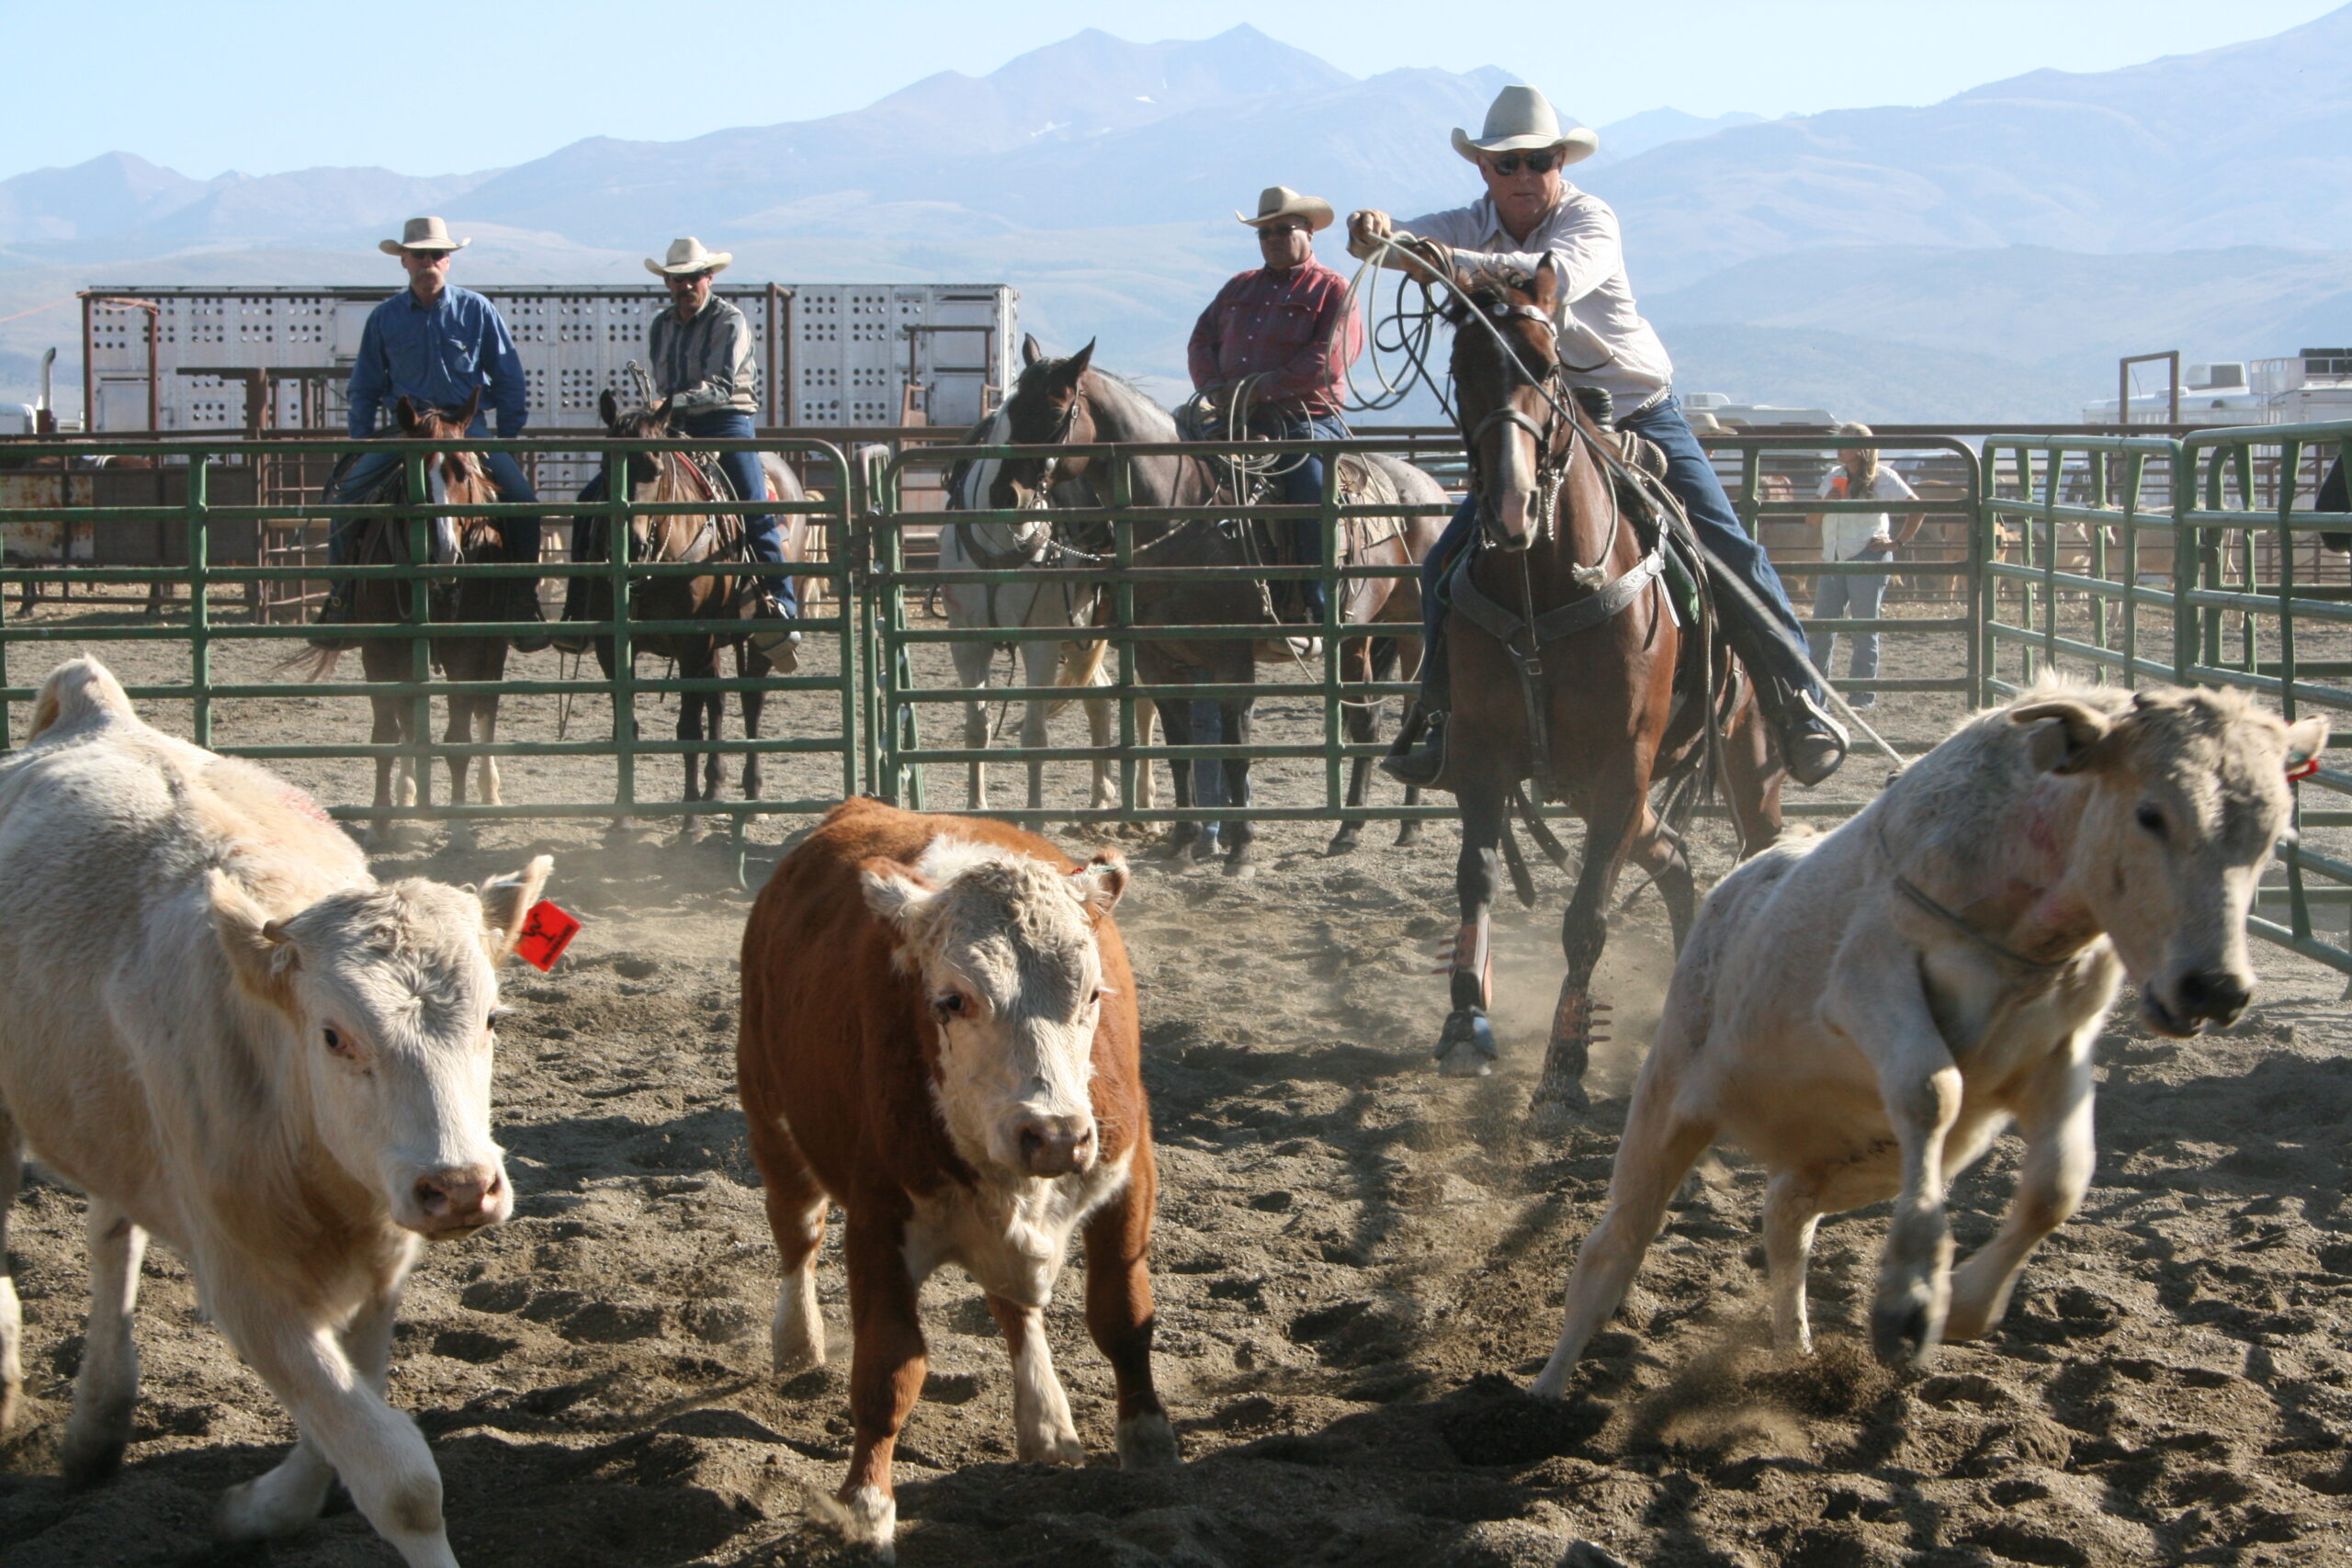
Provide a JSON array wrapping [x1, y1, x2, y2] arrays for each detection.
[[646, 236, 733, 277], [379, 216, 469, 256], [1452, 85, 1600, 166], [1237, 186, 1335, 232]]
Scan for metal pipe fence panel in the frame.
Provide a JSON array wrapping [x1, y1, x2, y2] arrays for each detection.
[[1982, 423, 2352, 974], [865, 431, 1985, 827], [0, 435, 859, 874]]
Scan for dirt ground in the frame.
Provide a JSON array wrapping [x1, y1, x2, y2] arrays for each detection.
[[0, 592, 2348, 1566]]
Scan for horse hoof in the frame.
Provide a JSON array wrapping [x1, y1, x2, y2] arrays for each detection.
[[443, 821, 476, 854], [1223, 845, 1257, 879], [1326, 829, 1362, 857], [1395, 823, 1425, 848], [1436, 1046, 1495, 1079], [1434, 1009, 1498, 1077]]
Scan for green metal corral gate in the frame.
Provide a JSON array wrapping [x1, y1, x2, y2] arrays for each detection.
[[2, 423, 2346, 974]]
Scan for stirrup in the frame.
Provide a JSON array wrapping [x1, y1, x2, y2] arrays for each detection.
[[1781, 690, 1849, 787]]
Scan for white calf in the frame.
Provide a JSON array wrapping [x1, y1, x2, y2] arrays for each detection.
[[1533, 682, 2326, 1392], [0, 657, 550, 1567]]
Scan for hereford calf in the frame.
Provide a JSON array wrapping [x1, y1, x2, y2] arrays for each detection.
[[739, 797, 1177, 1557], [1532, 682, 2326, 1394], [0, 658, 550, 1568]]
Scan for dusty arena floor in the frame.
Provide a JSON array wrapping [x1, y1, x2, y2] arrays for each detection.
[[0, 594, 2347, 1565]]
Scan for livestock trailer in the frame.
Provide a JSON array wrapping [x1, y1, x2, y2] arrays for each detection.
[[80, 283, 1019, 434]]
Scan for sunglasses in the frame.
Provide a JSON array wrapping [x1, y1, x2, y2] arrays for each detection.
[[1258, 223, 1309, 238], [1488, 150, 1562, 176]]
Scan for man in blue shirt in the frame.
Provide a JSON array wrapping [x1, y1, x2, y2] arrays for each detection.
[[315, 216, 546, 649]]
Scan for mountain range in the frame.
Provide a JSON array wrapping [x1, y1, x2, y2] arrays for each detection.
[[4, 14, 2349, 423]]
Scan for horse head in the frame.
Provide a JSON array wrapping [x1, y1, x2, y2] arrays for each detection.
[[392, 390, 492, 562], [995, 337, 1098, 504], [1446, 259, 1573, 553]]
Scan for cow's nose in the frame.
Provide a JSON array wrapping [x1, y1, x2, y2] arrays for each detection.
[[1016, 1119, 1096, 1177], [2175, 967, 2252, 1025], [413, 1164, 503, 1227]]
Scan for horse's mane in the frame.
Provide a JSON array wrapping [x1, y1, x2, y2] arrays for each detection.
[[1009, 357, 1178, 442]]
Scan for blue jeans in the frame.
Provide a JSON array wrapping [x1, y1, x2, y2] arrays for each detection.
[[326, 417, 540, 568], [1808, 557, 1893, 686], [1417, 394, 1825, 715], [1256, 407, 1348, 621]]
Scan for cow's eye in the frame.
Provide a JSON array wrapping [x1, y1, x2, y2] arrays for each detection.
[[323, 1027, 356, 1060], [2135, 803, 2166, 839], [933, 993, 967, 1018], [488, 1007, 509, 1032]]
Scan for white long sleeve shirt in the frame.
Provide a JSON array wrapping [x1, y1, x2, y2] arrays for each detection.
[[1404, 187, 1674, 412]]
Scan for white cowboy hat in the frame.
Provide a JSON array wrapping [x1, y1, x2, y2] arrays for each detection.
[[1452, 85, 1600, 166], [379, 216, 469, 256], [1237, 186, 1335, 233], [646, 237, 733, 277]]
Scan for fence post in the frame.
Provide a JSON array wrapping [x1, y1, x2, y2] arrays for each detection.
[[404, 448, 434, 823], [188, 451, 212, 748], [605, 443, 635, 829], [1321, 438, 1344, 818], [1111, 454, 1138, 815]]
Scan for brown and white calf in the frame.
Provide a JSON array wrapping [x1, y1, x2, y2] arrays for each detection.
[[1532, 682, 2327, 1394], [0, 658, 550, 1567], [739, 797, 1177, 1557]]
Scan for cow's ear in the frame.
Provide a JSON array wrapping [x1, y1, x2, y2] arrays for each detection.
[[2284, 715, 2331, 779], [1069, 851, 1129, 920], [2014, 699, 2115, 774], [479, 856, 553, 962], [860, 857, 939, 931], [209, 870, 299, 1010]]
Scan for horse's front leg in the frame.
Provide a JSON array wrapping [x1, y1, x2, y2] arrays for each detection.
[[951, 636, 995, 811], [598, 639, 635, 844], [365, 694, 401, 852], [1330, 637, 1374, 857], [1535, 778, 1647, 1113], [1156, 693, 1200, 857], [1220, 695, 1256, 878], [1438, 778, 1506, 1077], [739, 642, 768, 800], [441, 688, 477, 854], [1020, 635, 1058, 815]]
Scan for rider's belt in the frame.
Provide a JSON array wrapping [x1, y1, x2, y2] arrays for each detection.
[[1446, 545, 1666, 649]]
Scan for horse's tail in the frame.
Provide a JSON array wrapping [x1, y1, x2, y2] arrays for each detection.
[[278, 644, 346, 682], [1044, 637, 1111, 720]]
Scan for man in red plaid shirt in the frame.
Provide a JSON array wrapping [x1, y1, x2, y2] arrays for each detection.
[[1188, 186, 1364, 624]]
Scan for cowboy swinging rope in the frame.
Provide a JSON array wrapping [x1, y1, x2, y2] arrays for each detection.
[[1341, 231, 1905, 772]]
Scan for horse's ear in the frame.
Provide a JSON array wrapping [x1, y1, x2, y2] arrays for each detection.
[[395, 396, 424, 436], [652, 396, 673, 426], [599, 389, 619, 429], [1529, 256, 1561, 313], [1022, 333, 1045, 367], [456, 388, 481, 428], [1049, 340, 1095, 391]]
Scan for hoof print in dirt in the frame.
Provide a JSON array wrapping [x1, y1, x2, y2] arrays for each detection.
[[1436, 1379, 1610, 1467]]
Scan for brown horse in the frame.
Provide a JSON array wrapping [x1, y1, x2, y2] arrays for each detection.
[[309, 393, 513, 851], [997, 338, 1444, 865], [1431, 262, 1783, 1107], [571, 390, 796, 833]]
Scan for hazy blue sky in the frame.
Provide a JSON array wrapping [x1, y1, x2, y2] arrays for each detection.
[[4, 0, 2344, 180]]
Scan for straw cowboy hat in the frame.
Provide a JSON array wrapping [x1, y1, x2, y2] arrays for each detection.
[[1237, 186, 1335, 232], [1452, 85, 1600, 165], [379, 216, 469, 256], [646, 237, 733, 277]]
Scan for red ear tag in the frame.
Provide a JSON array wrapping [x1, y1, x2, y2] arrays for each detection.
[[514, 900, 582, 972], [2287, 752, 2323, 783]]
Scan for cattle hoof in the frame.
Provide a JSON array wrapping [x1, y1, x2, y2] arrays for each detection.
[[1871, 1298, 1941, 1369], [57, 1431, 127, 1490], [1116, 1410, 1182, 1470], [1019, 1425, 1087, 1466], [809, 1483, 897, 1559]]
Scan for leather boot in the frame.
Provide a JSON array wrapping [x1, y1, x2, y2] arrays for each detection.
[[1696, 546, 1849, 786], [1380, 708, 1448, 787], [508, 579, 551, 654]]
